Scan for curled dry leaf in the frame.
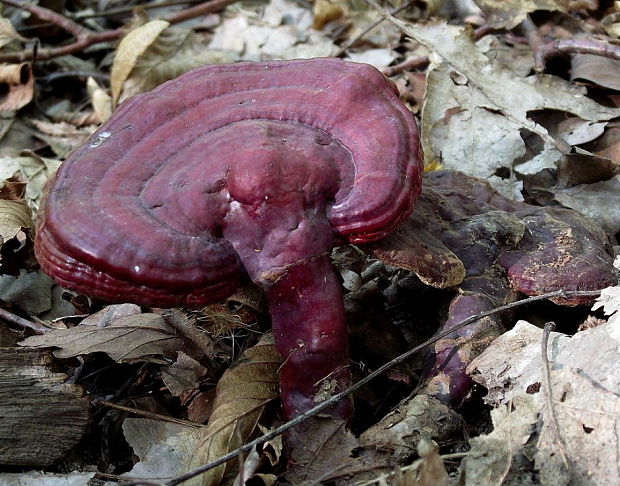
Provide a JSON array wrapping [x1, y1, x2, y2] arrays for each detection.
[[361, 439, 448, 486], [0, 16, 27, 49], [381, 21, 620, 196], [30, 120, 94, 158], [465, 318, 620, 485], [312, 0, 345, 30], [17, 153, 62, 212], [120, 418, 201, 483], [111, 19, 170, 106], [571, 54, 620, 91], [161, 351, 208, 397], [87, 77, 112, 124], [0, 199, 31, 244], [473, 0, 568, 29], [18, 313, 184, 363], [78, 303, 141, 327], [0, 63, 33, 111], [111, 20, 236, 106], [185, 336, 281, 486], [359, 394, 463, 465], [285, 416, 359, 485]]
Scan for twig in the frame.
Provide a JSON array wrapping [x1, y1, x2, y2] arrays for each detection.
[[18, 0, 204, 32], [163, 309, 218, 359], [118, 288, 603, 486], [165, 0, 234, 24], [97, 400, 202, 428], [0, 0, 238, 62], [71, 0, 204, 20], [334, 0, 416, 58], [382, 55, 429, 77], [539, 321, 572, 473], [0, 306, 50, 334], [522, 16, 620, 73]]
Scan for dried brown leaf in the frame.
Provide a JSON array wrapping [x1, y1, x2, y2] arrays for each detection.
[[14, 153, 62, 212], [87, 77, 112, 124], [0, 63, 33, 111], [79, 303, 142, 327], [162, 351, 208, 397], [185, 336, 281, 486], [313, 0, 345, 30], [19, 313, 184, 362], [0, 199, 31, 244], [572, 54, 620, 91], [360, 439, 449, 486], [394, 21, 620, 195], [0, 16, 27, 49], [286, 416, 359, 485], [111, 20, 236, 106], [473, 0, 568, 28], [111, 19, 170, 106], [30, 120, 93, 158]]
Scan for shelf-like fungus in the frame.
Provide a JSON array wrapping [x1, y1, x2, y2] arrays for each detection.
[[374, 170, 617, 404], [35, 58, 423, 420]]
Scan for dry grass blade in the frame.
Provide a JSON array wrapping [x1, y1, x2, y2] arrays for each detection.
[[185, 336, 281, 486]]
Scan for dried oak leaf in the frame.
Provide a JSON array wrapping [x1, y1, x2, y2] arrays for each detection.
[[185, 336, 280, 486], [0, 199, 31, 244], [19, 313, 183, 362]]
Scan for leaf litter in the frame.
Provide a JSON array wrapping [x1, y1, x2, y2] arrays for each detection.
[[0, 0, 619, 485]]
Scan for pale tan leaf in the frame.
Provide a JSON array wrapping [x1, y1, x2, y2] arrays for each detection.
[[112, 20, 236, 106], [0, 63, 33, 111], [185, 336, 281, 486], [162, 351, 208, 396], [378, 20, 620, 195], [0, 16, 27, 49], [111, 19, 170, 106], [87, 77, 112, 123], [19, 313, 183, 363], [79, 303, 142, 327], [473, 0, 568, 28], [285, 415, 359, 485], [30, 120, 94, 158], [312, 0, 345, 30], [0, 199, 31, 244], [14, 152, 62, 212]]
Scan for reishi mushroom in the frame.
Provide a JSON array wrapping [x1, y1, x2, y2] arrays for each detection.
[[35, 58, 423, 420], [374, 170, 617, 404]]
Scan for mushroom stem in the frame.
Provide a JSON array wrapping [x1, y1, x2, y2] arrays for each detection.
[[265, 255, 352, 420]]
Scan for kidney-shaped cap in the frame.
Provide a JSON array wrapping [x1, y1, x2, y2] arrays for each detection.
[[35, 58, 423, 307]]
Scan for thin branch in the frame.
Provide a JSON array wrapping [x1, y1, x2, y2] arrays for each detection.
[[539, 321, 572, 473], [2, 0, 88, 38], [0, 0, 238, 62], [0, 306, 50, 334], [97, 400, 202, 428], [522, 15, 620, 73], [335, 0, 416, 58], [119, 288, 604, 486], [382, 55, 429, 77], [165, 0, 235, 24]]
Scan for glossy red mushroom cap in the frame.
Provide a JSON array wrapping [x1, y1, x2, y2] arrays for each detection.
[[35, 58, 423, 307]]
